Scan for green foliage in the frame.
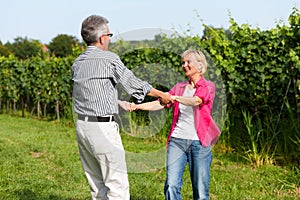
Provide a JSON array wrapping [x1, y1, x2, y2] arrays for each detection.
[[242, 110, 277, 166], [201, 8, 300, 165], [71, 43, 86, 58], [0, 55, 74, 120], [5, 37, 43, 59], [47, 34, 79, 57], [0, 43, 11, 57]]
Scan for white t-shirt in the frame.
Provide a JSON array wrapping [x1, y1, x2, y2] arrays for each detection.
[[171, 85, 199, 140]]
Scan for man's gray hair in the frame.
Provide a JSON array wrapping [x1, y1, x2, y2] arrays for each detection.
[[81, 15, 109, 45]]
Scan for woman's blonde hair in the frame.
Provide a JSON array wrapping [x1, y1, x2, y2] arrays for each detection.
[[182, 49, 208, 74]]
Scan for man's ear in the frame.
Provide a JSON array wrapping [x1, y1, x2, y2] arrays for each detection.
[[99, 36, 103, 45]]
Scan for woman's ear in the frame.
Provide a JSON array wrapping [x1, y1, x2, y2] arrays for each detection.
[[197, 62, 203, 73]]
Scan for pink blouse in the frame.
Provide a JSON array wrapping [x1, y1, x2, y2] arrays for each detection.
[[165, 77, 221, 147]]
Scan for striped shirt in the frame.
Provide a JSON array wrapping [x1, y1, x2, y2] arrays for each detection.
[[72, 46, 152, 116]]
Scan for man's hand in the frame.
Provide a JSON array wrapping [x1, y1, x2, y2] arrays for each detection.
[[147, 88, 173, 106], [159, 92, 172, 106]]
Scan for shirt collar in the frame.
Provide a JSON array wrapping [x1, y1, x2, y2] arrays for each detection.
[[194, 77, 206, 88], [87, 45, 98, 50]]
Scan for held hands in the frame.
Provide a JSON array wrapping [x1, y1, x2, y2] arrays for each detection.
[[159, 92, 173, 106], [119, 93, 178, 113], [118, 100, 131, 111], [128, 102, 137, 112], [118, 100, 137, 112]]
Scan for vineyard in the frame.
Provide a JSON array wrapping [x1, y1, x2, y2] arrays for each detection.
[[0, 8, 299, 166]]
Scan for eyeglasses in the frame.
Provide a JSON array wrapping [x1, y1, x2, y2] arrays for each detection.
[[102, 33, 113, 37]]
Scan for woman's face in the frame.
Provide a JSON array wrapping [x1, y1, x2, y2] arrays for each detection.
[[181, 53, 201, 77]]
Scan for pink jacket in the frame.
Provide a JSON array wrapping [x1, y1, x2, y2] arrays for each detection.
[[165, 77, 221, 147]]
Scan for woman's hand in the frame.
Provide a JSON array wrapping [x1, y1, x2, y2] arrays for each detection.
[[129, 102, 137, 112], [171, 95, 177, 101]]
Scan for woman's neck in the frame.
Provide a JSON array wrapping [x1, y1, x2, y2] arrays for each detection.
[[189, 74, 202, 87]]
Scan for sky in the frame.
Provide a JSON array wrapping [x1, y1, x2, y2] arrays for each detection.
[[0, 0, 299, 44]]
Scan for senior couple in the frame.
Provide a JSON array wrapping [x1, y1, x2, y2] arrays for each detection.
[[72, 14, 221, 200]]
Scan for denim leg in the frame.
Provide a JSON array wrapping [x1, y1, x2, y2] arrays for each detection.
[[188, 141, 212, 200], [164, 138, 188, 200]]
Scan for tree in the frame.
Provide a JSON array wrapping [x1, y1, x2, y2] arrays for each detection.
[[47, 34, 79, 57], [5, 37, 43, 59], [0, 42, 11, 57], [201, 26, 232, 40]]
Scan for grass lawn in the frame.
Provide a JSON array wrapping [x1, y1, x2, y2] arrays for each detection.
[[0, 114, 299, 199]]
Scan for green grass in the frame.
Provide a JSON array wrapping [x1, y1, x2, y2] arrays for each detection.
[[0, 114, 299, 200]]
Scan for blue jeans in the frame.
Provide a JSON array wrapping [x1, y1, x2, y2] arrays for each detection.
[[164, 137, 212, 200]]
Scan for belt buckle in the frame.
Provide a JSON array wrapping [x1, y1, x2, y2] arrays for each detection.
[[78, 114, 114, 122], [96, 115, 114, 122]]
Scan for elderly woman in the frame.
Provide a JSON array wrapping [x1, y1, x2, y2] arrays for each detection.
[[130, 49, 221, 200]]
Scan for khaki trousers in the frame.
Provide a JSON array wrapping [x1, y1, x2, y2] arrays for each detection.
[[76, 119, 130, 200]]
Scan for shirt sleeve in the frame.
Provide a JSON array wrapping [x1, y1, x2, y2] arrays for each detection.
[[111, 57, 152, 103], [195, 81, 216, 105]]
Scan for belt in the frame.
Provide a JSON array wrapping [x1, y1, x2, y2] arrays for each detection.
[[78, 115, 115, 122]]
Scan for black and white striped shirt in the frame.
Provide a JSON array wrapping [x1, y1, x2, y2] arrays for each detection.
[[72, 46, 152, 116]]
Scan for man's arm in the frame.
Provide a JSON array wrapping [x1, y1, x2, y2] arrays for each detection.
[[147, 88, 172, 105]]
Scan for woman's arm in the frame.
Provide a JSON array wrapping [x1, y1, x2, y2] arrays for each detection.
[[172, 96, 203, 106], [133, 100, 165, 111]]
